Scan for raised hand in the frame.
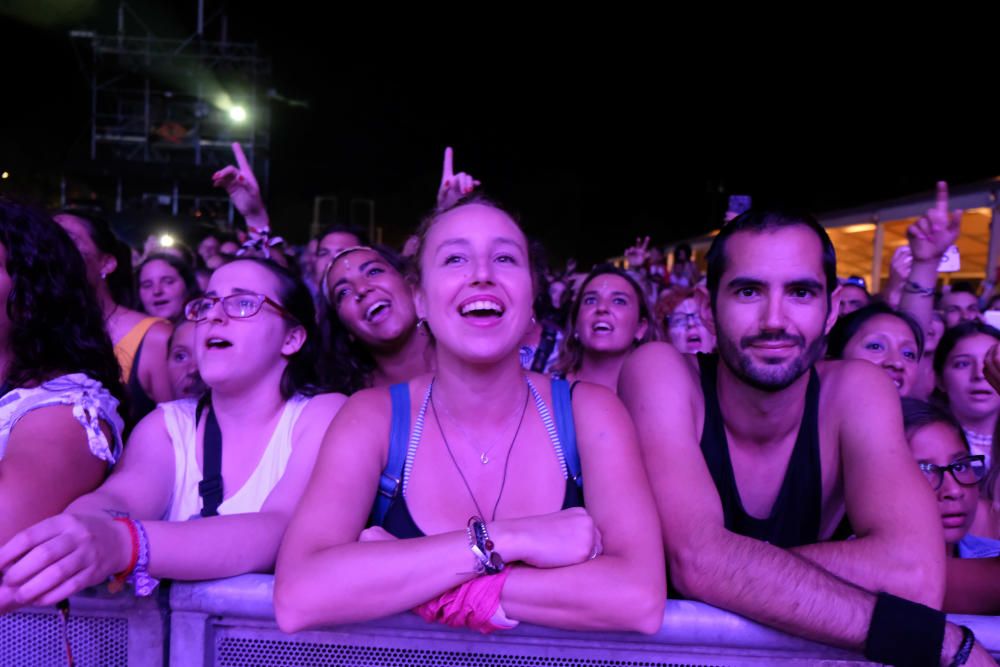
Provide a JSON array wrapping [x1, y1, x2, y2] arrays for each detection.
[[888, 246, 913, 284], [212, 142, 268, 232], [907, 181, 962, 263], [436, 147, 481, 211], [624, 236, 651, 269]]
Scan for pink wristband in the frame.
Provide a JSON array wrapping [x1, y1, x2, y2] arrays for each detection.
[[413, 567, 515, 634]]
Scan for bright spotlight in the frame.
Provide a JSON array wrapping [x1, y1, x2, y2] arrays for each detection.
[[159, 234, 176, 248], [228, 106, 247, 123], [1, 172, 8, 180]]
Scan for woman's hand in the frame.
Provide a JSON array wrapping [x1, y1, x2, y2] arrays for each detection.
[[436, 147, 481, 211], [907, 181, 961, 264], [212, 142, 268, 232], [492, 507, 602, 569], [0, 513, 131, 611]]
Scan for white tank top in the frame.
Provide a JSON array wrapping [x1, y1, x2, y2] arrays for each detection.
[[160, 395, 310, 521]]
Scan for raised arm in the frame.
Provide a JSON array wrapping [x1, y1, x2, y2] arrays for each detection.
[[436, 147, 481, 211], [898, 181, 961, 336], [212, 142, 270, 233]]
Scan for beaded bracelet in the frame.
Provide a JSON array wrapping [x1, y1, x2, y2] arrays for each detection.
[[467, 516, 505, 575], [129, 519, 160, 597]]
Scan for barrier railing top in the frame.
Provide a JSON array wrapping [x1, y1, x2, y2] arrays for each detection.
[[168, 574, 1000, 657]]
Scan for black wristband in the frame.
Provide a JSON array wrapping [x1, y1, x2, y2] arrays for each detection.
[[949, 625, 975, 667], [864, 592, 946, 667]]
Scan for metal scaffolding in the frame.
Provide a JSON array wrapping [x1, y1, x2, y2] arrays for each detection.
[[67, 1, 271, 218]]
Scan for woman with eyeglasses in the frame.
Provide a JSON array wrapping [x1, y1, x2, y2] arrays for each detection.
[[275, 196, 664, 634], [320, 245, 432, 394], [657, 287, 715, 357], [901, 398, 1000, 613], [0, 258, 346, 611], [552, 264, 659, 393]]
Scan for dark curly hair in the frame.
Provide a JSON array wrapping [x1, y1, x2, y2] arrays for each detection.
[[0, 200, 127, 408], [317, 245, 411, 395]]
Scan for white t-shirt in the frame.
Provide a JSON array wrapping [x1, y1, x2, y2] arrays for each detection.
[[159, 395, 311, 521]]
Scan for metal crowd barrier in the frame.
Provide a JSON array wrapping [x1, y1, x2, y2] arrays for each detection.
[[3, 574, 999, 666], [0, 584, 167, 667]]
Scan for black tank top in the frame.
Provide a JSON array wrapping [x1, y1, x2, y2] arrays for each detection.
[[697, 354, 822, 548]]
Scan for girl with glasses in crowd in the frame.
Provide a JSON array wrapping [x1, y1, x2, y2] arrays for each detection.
[[275, 195, 664, 634], [0, 258, 346, 610], [552, 264, 659, 393], [657, 287, 715, 357], [0, 201, 126, 545], [901, 398, 1000, 614]]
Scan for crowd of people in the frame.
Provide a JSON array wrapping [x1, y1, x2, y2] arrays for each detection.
[[0, 145, 997, 665]]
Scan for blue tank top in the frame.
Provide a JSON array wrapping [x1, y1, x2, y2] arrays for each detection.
[[373, 377, 584, 539]]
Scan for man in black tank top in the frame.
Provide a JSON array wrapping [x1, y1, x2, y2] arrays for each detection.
[[621, 208, 992, 665]]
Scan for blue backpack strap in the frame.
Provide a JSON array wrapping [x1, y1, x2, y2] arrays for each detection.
[[550, 376, 582, 487], [372, 383, 410, 525]]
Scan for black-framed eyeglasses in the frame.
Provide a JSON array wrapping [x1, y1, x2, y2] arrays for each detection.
[[918, 455, 987, 491], [667, 312, 701, 329], [184, 293, 298, 323]]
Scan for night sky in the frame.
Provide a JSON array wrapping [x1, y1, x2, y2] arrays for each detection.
[[3, 3, 997, 266]]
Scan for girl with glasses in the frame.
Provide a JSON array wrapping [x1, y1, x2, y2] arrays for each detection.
[[0, 259, 347, 611], [901, 398, 1000, 614], [657, 287, 715, 357], [275, 196, 664, 634]]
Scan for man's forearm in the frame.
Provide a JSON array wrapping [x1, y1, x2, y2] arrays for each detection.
[[793, 535, 945, 608], [676, 529, 875, 650]]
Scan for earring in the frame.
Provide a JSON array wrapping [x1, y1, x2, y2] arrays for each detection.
[[100, 272, 107, 280], [416, 317, 426, 330]]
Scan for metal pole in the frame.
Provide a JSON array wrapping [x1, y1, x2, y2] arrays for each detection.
[[172, 181, 179, 216], [116, 177, 123, 212], [870, 215, 884, 294], [197, 0, 204, 36], [986, 189, 1000, 288], [60, 176, 67, 208]]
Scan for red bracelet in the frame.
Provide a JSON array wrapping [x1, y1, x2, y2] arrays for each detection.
[[108, 518, 139, 594]]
